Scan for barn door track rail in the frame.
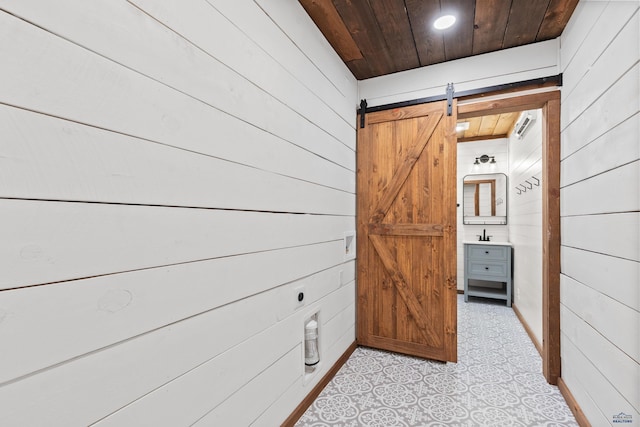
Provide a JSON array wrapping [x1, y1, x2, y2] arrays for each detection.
[[358, 74, 562, 128]]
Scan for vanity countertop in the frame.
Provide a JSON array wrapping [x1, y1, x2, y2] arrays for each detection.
[[463, 241, 513, 247]]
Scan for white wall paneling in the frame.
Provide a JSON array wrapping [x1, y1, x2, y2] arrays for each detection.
[[562, 10, 639, 128], [561, 275, 639, 365], [249, 0, 359, 122], [561, 213, 639, 262], [560, 113, 639, 187], [561, 64, 639, 159], [253, 325, 355, 427], [561, 305, 639, 415], [0, 1, 357, 424], [508, 112, 544, 343], [132, 0, 355, 148], [191, 345, 303, 426], [559, 1, 608, 81], [0, 8, 355, 172], [560, 1, 640, 424], [90, 284, 355, 427], [1, 199, 355, 290], [1, 292, 299, 426], [561, 161, 639, 217], [0, 105, 354, 212], [359, 39, 559, 107], [561, 246, 638, 312], [561, 335, 636, 427], [0, 241, 353, 383], [561, 3, 639, 103]]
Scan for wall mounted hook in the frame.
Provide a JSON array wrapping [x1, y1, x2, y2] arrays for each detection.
[[532, 176, 540, 186], [525, 180, 533, 189], [516, 187, 522, 195], [519, 184, 527, 192]]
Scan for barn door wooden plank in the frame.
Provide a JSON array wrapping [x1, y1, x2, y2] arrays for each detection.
[[356, 99, 457, 362], [368, 223, 444, 237], [369, 112, 443, 223], [369, 235, 441, 346]]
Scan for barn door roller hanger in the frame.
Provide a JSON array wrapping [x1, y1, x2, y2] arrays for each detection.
[[359, 82, 455, 128]]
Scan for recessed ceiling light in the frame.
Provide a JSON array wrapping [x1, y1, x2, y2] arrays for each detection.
[[434, 14, 456, 30]]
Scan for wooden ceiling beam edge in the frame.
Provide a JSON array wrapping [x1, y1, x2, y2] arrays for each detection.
[[299, 0, 363, 62], [457, 134, 509, 143]]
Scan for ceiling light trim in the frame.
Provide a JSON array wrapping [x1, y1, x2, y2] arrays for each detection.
[[434, 15, 456, 30]]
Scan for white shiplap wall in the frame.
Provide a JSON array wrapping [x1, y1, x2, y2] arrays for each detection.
[[0, 1, 357, 425], [358, 39, 559, 107], [559, 1, 640, 425], [508, 111, 544, 344]]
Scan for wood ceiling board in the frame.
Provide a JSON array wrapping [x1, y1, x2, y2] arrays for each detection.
[[299, 0, 363, 62], [369, 0, 420, 72], [332, 0, 397, 77], [478, 114, 500, 135], [493, 112, 519, 135], [457, 113, 517, 140], [472, 0, 512, 55], [405, 0, 446, 66], [441, 0, 476, 61], [300, 1, 577, 80], [346, 58, 375, 80], [537, 0, 580, 40], [464, 116, 482, 138], [458, 134, 508, 142], [503, 0, 552, 48]]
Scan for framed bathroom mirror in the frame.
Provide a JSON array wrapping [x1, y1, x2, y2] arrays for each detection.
[[463, 173, 508, 225]]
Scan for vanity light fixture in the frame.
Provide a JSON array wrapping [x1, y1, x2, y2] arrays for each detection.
[[474, 154, 496, 165], [434, 14, 456, 30]]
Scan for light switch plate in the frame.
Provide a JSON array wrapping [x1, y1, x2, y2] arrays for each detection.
[[344, 231, 356, 261]]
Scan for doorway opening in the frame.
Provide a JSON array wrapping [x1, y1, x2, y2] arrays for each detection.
[[354, 86, 561, 385], [456, 89, 561, 385]]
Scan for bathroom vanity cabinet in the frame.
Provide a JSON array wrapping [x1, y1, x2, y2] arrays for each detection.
[[464, 242, 513, 307]]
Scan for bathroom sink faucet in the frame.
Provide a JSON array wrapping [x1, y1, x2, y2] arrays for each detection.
[[477, 229, 492, 242]]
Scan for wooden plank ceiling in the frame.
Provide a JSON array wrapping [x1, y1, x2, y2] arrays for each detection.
[[300, 0, 579, 80], [456, 112, 520, 142]]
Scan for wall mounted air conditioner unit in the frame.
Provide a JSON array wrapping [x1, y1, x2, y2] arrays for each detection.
[[514, 110, 536, 139]]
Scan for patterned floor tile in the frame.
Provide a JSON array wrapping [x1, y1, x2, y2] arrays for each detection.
[[296, 296, 578, 427]]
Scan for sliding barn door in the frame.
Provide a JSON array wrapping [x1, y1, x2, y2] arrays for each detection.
[[357, 100, 457, 362]]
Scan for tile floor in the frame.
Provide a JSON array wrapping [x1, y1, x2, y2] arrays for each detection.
[[296, 295, 578, 427]]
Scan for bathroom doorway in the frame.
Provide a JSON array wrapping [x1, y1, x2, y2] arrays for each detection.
[[456, 89, 561, 384], [354, 86, 561, 385]]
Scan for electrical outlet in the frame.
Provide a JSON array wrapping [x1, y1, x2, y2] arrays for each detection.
[[294, 285, 306, 309]]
